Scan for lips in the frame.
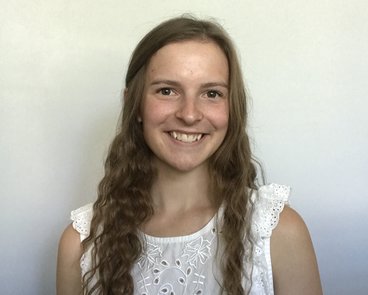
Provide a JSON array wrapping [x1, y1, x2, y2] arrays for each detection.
[[169, 131, 203, 143]]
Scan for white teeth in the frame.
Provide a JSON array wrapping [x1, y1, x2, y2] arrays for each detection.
[[170, 132, 203, 143]]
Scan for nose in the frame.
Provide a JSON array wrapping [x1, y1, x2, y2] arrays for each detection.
[[175, 96, 203, 125]]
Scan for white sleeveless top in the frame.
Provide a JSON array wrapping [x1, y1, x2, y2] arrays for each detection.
[[71, 184, 290, 295]]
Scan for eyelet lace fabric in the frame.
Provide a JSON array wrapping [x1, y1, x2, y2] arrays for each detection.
[[247, 183, 290, 295], [71, 184, 290, 295], [71, 203, 93, 238], [252, 184, 290, 238]]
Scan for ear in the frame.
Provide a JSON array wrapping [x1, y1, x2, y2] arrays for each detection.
[[123, 88, 128, 103], [125, 87, 143, 122]]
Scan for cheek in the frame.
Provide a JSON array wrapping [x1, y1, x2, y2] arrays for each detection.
[[212, 104, 229, 131], [141, 98, 172, 124], [223, 104, 230, 130], [141, 101, 171, 148], [220, 111, 230, 129]]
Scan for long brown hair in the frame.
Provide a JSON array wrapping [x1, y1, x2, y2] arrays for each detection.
[[82, 15, 258, 294]]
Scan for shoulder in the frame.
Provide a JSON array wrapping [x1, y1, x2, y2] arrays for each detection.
[[57, 202, 94, 269], [251, 184, 290, 238], [57, 203, 93, 295], [271, 206, 323, 294], [57, 224, 83, 294], [70, 203, 94, 239], [272, 206, 309, 241], [58, 224, 83, 263], [58, 202, 93, 262]]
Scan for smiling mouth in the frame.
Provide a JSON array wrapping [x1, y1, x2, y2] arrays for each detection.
[[169, 131, 204, 143]]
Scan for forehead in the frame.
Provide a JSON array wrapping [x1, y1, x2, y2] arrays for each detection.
[[145, 40, 229, 81]]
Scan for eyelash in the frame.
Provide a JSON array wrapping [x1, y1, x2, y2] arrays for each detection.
[[158, 88, 174, 95], [205, 90, 223, 99], [156, 88, 223, 99]]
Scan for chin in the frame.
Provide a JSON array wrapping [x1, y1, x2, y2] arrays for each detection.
[[156, 158, 208, 174]]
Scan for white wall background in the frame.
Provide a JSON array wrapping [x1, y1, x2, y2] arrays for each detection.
[[1, 1, 367, 294]]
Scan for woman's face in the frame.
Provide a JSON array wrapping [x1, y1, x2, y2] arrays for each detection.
[[140, 40, 229, 173]]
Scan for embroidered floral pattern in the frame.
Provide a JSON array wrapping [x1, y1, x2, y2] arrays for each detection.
[[182, 236, 211, 269], [71, 184, 290, 295], [134, 234, 215, 295], [137, 242, 163, 270]]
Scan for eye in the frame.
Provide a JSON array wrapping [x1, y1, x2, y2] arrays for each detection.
[[158, 88, 173, 96], [206, 90, 222, 99]]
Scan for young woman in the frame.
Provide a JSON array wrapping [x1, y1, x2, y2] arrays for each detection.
[[57, 16, 322, 295]]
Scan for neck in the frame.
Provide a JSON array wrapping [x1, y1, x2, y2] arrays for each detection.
[[150, 163, 213, 213]]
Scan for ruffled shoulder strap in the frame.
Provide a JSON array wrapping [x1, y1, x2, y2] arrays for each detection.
[[70, 203, 93, 241], [252, 183, 290, 238]]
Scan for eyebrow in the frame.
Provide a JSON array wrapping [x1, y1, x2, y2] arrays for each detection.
[[149, 79, 228, 89]]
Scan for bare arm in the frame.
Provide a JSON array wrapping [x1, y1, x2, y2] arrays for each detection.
[[56, 224, 83, 295], [271, 206, 323, 295]]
